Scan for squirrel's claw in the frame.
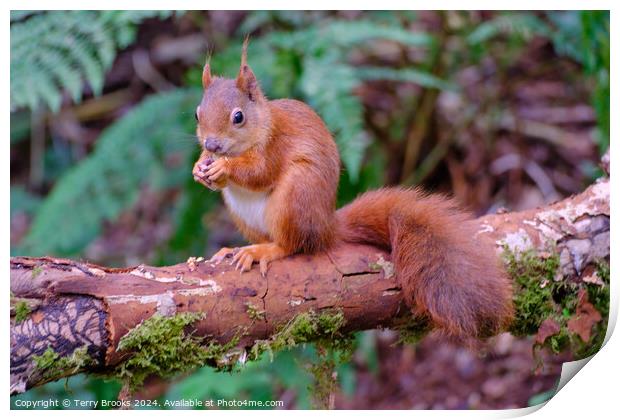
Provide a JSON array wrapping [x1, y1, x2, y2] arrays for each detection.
[[230, 251, 270, 276], [259, 258, 270, 277], [209, 247, 235, 264], [231, 249, 254, 272], [227, 243, 288, 277]]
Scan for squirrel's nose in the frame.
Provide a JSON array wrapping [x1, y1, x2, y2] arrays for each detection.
[[204, 138, 222, 153]]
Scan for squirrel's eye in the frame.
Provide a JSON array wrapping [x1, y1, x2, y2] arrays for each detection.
[[194, 111, 199, 121], [231, 109, 244, 125]]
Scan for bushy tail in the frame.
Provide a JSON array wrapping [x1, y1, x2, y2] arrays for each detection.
[[336, 187, 513, 339]]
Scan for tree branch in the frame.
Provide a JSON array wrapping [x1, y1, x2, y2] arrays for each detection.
[[10, 176, 609, 395]]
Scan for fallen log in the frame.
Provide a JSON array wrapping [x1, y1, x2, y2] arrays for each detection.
[[10, 174, 609, 395]]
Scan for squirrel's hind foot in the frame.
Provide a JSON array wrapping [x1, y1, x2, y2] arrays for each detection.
[[230, 243, 288, 277]]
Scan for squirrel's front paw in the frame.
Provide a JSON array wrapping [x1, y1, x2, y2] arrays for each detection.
[[205, 158, 229, 189], [193, 158, 219, 190]]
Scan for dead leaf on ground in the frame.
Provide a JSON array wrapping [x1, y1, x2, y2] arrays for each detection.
[[581, 266, 605, 286], [567, 289, 602, 342], [535, 318, 561, 345]]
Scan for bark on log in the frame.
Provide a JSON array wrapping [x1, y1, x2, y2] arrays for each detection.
[[10, 177, 609, 395]]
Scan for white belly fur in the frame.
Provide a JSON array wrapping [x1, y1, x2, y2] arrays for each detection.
[[222, 183, 269, 234]]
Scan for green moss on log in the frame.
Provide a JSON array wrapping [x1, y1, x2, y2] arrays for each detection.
[[246, 309, 353, 409], [504, 246, 559, 337], [14, 300, 31, 323], [245, 302, 266, 321], [31, 266, 43, 279], [113, 312, 240, 391], [33, 346, 93, 382], [306, 347, 339, 409], [249, 309, 352, 362], [504, 246, 609, 358]]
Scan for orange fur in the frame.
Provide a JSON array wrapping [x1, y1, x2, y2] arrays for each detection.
[[192, 45, 514, 339], [336, 188, 514, 338]]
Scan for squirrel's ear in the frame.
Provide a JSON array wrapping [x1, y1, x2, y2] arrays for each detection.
[[236, 37, 262, 101], [202, 58, 212, 89]]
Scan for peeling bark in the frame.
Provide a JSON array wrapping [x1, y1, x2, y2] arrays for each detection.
[[478, 178, 609, 278], [10, 177, 609, 395]]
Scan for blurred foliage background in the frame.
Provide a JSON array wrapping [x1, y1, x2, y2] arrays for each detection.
[[10, 10, 609, 409]]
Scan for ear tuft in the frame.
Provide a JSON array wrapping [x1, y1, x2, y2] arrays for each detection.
[[240, 36, 249, 69], [235, 37, 262, 101], [202, 55, 212, 89]]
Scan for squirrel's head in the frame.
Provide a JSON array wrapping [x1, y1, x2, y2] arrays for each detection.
[[195, 39, 271, 157]]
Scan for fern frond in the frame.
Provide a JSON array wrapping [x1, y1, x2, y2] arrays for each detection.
[[263, 19, 435, 52], [10, 10, 178, 113], [20, 89, 201, 256], [300, 57, 368, 181], [319, 20, 435, 48], [467, 13, 551, 45], [355, 66, 455, 91]]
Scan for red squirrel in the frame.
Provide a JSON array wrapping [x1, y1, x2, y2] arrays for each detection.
[[192, 41, 513, 339]]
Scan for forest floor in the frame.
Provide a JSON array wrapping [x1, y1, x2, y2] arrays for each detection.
[[334, 333, 569, 409]]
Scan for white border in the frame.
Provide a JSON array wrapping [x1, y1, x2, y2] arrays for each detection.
[[3, 3, 617, 418]]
